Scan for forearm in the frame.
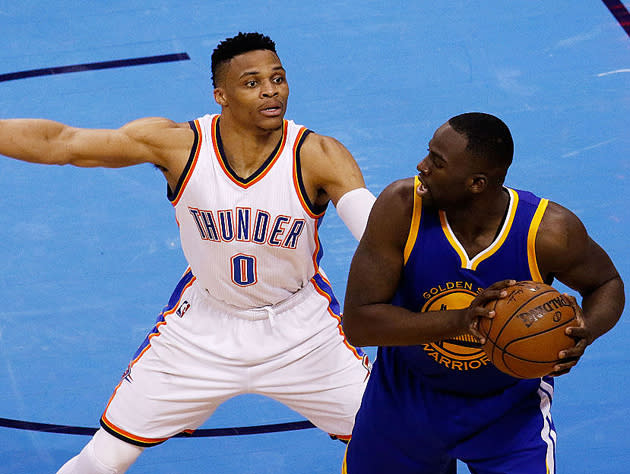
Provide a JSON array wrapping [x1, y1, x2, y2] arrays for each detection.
[[0, 118, 71, 165], [335, 187, 376, 240], [580, 275, 625, 342], [342, 304, 468, 347]]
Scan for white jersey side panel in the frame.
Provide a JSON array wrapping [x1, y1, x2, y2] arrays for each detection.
[[171, 114, 324, 309]]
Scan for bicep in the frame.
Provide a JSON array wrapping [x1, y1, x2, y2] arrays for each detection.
[[57, 127, 150, 168], [63, 118, 191, 169], [345, 182, 411, 308], [346, 234, 404, 308], [537, 202, 619, 295], [301, 133, 366, 205]]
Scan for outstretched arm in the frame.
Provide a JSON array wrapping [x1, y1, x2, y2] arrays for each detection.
[[536, 201, 625, 374], [0, 117, 194, 189]]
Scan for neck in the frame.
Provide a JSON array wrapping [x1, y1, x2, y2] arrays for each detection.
[[218, 114, 284, 177], [445, 188, 509, 251]]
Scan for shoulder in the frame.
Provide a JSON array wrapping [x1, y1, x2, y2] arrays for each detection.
[[123, 118, 194, 157], [382, 177, 415, 198], [363, 177, 415, 248], [121, 117, 193, 140], [297, 130, 366, 205], [300, 131, 353, 163], [121, 117, 196, 182], [376, 177, 416, 221], [539, 201, 587, 244], [535, 200, 589, 274]]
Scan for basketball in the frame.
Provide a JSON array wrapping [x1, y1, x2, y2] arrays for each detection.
[[478, 281, 579, 379]]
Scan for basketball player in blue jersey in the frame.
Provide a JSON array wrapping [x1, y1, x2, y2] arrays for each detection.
[[341, 113, 624, 474], [0, 33, 376, 473]]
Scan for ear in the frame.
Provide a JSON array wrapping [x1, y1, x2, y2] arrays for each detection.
[[214, 87, 228, 107], [468, 174, 487, 194]]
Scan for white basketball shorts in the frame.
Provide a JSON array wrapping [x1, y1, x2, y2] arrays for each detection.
[[100, 268, 370, 446]]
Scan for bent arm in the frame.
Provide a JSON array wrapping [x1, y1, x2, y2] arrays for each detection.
[[299, 133, 368, 205], [342, 179, 474, 347], [537, 202, 625, 343], [299, 133, 375, 239]]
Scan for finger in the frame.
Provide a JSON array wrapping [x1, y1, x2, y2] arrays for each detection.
[[487, 279, 517, 290], [552, 359, 578, 374], [558, 348, 582, 360], [472, 305, 496, 317], [564, 294, 584, 317], [469, 318, 486, 344], [568, 295, 579, 306], [566, 326, 588, 338], [550, 368, 572, 377], [563, 337, 587, 354], [475, 289, 509, 307]]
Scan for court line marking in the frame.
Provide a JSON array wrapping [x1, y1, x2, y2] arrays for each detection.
[[602, 0, 630, 37], [597, 68, 630, 76], [0, 416, 315, 437], [0, 52, 190, 83]]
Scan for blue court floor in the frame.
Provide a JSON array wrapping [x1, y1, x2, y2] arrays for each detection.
[[0, 1, 628, 473]]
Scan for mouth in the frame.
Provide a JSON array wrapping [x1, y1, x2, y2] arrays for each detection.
[[417, 174, 429, 196], [259, 102, 284, 117]]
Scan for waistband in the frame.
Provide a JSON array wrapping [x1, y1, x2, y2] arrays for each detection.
[[200, 280, 318, 321]]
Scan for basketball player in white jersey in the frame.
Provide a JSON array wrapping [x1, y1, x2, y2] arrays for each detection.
[[0, 32, 375, 473]]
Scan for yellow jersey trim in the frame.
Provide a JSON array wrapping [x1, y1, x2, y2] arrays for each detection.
[[440, 187, 519, 270], [404, 177, 423, 264], [527, 198, 548, 282]]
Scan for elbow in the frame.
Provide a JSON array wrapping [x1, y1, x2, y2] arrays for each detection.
[[341, 308, 365, 347]]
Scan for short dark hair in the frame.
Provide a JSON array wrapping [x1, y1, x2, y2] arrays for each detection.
[[211, 32, 277, 87], [448, 112, 514, 169]]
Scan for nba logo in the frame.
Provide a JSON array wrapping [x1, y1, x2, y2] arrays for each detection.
[[176, 301, 191, 318]]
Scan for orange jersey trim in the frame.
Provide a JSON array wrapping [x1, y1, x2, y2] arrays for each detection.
[[171, 119, 202, 207], [212, 116, 288, 189], [293, 127, 324, 219], [100, 415, 169, 447], [310, 273, 365, 362], [101, 271, 197, 446]]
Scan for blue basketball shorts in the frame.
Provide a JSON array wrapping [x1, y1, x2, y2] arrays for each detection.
[[343, 354, 556, 474]]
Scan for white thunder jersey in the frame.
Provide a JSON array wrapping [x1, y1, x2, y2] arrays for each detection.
[[170, 114, 326, 310]]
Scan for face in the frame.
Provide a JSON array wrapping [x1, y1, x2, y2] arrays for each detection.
[[416, 123, 479, 209], [214, 49, 289, 132]]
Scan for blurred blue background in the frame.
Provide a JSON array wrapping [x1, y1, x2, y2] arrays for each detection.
[[0, 1, 628, 472]]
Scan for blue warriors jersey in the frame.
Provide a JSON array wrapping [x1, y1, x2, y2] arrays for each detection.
[[386, 177, 551, 395]]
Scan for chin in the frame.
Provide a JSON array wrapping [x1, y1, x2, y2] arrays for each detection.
[[258, 118, 284, 131]]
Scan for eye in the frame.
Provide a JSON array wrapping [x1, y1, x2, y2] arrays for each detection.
[[431, 157, 444, 169], [272, 76, 284, 84], [428, 152, 444, 169], [245, 80, 257, 88]]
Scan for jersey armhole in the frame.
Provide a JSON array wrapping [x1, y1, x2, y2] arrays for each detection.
[[403, 177, 422, 264], [293, 129, 328, 217], [168, 120, 201, 204], [527, 198, 549, 282]]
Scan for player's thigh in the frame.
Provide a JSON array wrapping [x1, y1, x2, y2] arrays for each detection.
[[260, 330, 368, 435], [102, 345, 235, 444], [466, 445, 555, 474], [461, 382, 556, 474], [345, 417, 456, 474], [344, 360, 454, 474], [254, 296, 369, 435], [102, 297, 245, 443]]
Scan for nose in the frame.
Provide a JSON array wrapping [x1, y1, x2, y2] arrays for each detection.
[[417, 157, 430, 175], [261, 80, 278, 98]]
